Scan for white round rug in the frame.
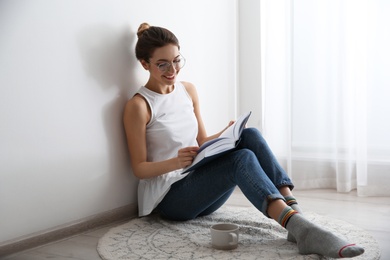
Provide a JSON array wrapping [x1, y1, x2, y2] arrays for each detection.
[[97, 207, 380, 260]]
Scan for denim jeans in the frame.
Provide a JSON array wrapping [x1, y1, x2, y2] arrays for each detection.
[[156, 127, 294, 221]]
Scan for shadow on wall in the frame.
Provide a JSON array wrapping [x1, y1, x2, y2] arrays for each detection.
[[77, 24, 138, 93], [77, 24, 140, 204]]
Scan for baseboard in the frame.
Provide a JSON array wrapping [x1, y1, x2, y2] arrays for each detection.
[[0, 203, 138, 258]]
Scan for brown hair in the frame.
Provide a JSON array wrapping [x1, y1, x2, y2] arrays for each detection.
[[135, 23, 180, 62]]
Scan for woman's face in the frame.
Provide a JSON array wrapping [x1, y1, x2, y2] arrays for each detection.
[[143, 44, 183, 87]]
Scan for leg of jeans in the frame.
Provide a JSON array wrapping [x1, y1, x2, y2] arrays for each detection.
[[157, 149, 286, 220], [198, 188, 235, 216], [238, 128, 294, 190], [160, 188, 235, 220], [156, 168, 236, 221]]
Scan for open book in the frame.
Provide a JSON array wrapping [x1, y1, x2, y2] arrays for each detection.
[[182, 111, 252, 173]]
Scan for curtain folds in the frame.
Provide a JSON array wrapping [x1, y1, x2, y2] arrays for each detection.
[[260, 0, 390, 196]]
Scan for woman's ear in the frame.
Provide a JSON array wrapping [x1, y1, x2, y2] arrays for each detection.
[[140, 60, 150, 70]]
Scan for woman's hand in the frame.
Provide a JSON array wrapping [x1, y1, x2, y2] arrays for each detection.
[[222, 120, 235, 132], [177, 146, 199, 168]]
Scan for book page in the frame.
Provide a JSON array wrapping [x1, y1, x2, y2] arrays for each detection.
[[219, 111, 251, 140], [197, 137, 228, 154]]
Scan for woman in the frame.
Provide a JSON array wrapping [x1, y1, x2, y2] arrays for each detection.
[[123, 23, 364, 258]]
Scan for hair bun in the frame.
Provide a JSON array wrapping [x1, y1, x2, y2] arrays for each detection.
[[137, 23, 151, 38]]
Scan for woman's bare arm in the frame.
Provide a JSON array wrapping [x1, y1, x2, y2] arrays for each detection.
[[182, 81, 234, 146]]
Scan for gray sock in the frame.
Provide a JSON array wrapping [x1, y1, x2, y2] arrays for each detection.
[[284, 196, 302, 243], [280, 208, 365, 258]]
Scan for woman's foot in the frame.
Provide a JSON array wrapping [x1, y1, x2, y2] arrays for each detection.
[[281, 207, 365, 258]]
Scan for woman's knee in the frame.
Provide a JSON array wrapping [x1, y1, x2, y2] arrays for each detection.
[[239, 128, 270, 151], [242, 127, 261, 136], [241, 127, 264, 142], [231, 149, 258, 170]]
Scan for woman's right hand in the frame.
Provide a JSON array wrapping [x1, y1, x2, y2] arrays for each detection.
[[177, 146, 199, 168]]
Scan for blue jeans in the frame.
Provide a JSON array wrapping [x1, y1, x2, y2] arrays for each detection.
[[156, 128, 294, 221]]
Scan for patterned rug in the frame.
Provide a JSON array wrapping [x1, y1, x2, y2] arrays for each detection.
[[97, 207, 380, 260]]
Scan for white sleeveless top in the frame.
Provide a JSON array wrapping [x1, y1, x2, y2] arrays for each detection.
[[136, 82, 198, 216]]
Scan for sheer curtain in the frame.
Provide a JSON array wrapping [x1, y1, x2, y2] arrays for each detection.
[[260, 0, 390, 196]]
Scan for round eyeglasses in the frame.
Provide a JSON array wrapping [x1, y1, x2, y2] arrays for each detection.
[[150, 55, 186, 73]]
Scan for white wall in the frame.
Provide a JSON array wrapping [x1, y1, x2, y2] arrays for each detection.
[[0, 0, 237, 243], [238, 0, 262, 129]]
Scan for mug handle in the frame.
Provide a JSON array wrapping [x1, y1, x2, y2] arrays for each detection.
[[229, 232, 238, 245]]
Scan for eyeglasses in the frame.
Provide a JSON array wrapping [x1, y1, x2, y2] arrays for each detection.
[[150, 55, 186, 73]]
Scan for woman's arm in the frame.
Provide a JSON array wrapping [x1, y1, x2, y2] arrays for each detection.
[[123, 94, 198, 179], [182, 81, 235, 146]]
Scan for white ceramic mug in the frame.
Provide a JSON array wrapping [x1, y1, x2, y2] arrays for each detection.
[[210, 223, 239, 250]]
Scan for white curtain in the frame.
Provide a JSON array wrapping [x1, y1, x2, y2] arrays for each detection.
[[260, 0, 390, 196]]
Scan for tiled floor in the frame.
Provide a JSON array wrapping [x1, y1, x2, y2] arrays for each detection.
[[2, 189, 390, 260]]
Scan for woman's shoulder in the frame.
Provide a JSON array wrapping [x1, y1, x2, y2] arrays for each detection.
[[180, 81, 198, 96], [125, 93, 148, 109], [180, 81, 195, 89], [123, 94, 150, 122]]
